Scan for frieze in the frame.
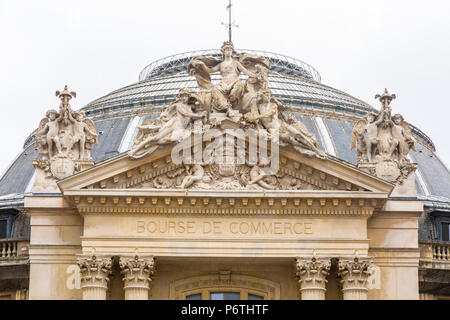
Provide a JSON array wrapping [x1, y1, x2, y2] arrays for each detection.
[[76, 205, 374, 217]]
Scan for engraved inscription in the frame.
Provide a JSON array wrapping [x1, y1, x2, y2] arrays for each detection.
[[137, 220, 313, 236]]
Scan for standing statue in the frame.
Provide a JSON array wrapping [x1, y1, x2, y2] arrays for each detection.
[[351, 112, 384, 163], [56, 85, 76, 126], [350, 89, 416, 183], [35, 110, 62, 159], [69, 111, 98, 160], [390, 114, 416, 163]]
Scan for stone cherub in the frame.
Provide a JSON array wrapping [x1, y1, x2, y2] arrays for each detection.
[[351, 89, 416, 177], [35, 109, 62, 159], [33, 85, 99, 187], [129, 90, 207, 159], [178, 164, 206, 189], [68, 111, 98, 160], [351, 112, 385, 163], [390, 113, 416, 162], [248, 159, 278, 190]]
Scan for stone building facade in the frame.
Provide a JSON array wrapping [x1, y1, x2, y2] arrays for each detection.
[[0, 43, 449, 300]]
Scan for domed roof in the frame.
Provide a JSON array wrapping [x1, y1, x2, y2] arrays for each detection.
[[84, 49, 375, 117], [0, 49, 448, 211]]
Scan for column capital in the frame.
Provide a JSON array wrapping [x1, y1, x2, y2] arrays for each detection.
[[295, 257, 331, 299], [77, 255, 112, 290], [338, 257, 373, 297], [119, 255, 155, 291]]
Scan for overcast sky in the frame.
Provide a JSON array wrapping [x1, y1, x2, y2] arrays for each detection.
[[0, 0, 449, 177]]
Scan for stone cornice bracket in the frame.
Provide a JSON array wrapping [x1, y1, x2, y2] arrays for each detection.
[[337, 257, 373, 300], [119, 255, 155, 300], [77, 255, 112, 300], [295, 257, 331, 300]]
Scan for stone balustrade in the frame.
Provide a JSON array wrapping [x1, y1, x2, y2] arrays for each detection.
[[419, 241, 450, 269], [432, 242, 450, 261], [0, 238, 29, 260]]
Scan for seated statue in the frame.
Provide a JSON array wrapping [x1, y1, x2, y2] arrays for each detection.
[[188, 41, 257, 113], [245, 89, 281, 134]]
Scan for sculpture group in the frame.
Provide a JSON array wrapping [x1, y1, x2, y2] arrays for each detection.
[[31, 45, 417, 191], [351, 89, 416, 183], [33, 86, 98, 186], [128, 42, 325, 190]]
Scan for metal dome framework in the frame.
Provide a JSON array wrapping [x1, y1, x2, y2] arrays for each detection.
[[138, 49, 322, 83]]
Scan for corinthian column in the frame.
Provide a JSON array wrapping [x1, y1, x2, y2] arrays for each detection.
[[296, 257, 331, 300], [338, 257, 372, 300], [78, 255, 112, 300], [119, 255, 155, 300]]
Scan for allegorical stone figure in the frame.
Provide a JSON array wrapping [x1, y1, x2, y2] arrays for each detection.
[[68, 111, 98, 160], [351, 89, 415, 165], [127, 42, 328, 190], [35, 109, 62, 159], [129, 89, 207, 159], [188, 41, 256, 110], [33, 86, 98, 187], [390, 113, 416, 163], [351, 89, 416, 183], [35, 86, 98, 161]]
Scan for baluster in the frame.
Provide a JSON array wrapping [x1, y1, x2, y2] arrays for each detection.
[[11, 242, 17, 257], [1, 243, 5, 258], [432, 245, 437, 260], [6, 242, 11, 257], [445, 245, 449, 260], [439, 245, 443, 260]]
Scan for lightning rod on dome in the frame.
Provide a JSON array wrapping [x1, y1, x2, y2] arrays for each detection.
[[222, 0, 238, 42]]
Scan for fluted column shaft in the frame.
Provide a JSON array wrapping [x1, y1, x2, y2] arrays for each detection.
[[78, 255, 112, 300], [338, 257, 372, 300], [296, 257, 331, 300], [120, 255, 155, 300]]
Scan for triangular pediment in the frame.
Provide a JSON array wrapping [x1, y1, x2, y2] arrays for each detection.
[[57, 144, 394, 195]]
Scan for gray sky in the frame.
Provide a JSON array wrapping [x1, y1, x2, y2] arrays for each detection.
[[1, 0, 449, 177]]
